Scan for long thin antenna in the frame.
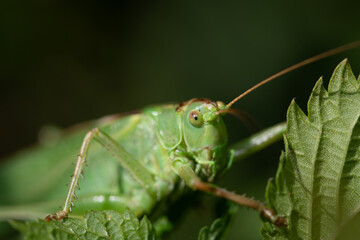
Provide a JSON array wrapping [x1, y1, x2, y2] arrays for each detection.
[[226, 40, 360, 108]]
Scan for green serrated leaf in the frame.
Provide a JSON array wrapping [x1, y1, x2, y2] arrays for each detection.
[[10, 209, 158, 240], [198, 203, 237, 240], [261, 59, 360, 240], [198, 218, 227, 240]]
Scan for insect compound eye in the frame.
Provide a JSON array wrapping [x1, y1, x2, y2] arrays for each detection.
[[216, 101, 225, 109], [188, 110, 204, 128]]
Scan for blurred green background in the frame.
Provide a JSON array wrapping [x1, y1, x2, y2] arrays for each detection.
[[1, 0, 360, 239]]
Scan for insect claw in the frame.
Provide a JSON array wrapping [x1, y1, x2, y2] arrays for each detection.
[[262, 208, 287, 227]]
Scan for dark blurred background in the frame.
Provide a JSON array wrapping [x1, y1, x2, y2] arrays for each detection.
[[1, 0, 360, 239]]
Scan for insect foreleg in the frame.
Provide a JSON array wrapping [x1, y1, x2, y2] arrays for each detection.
[[230, 122, 286, 162], [45, 128, 157, 221], [176, 163, 287, 227]]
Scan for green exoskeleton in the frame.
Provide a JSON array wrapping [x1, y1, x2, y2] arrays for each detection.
[[0, 41, 359, 232], [43, 98, 285, 226], [0, 99, 286, 226]]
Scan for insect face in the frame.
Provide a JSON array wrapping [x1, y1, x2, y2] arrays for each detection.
[[181, 99, 231, 181]]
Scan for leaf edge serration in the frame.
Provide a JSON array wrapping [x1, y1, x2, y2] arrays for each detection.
[[261, 59, 360, 240]]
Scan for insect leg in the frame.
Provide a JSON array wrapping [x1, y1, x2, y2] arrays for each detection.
[[45, 128, 157, 221], [230, 122, 286, 162], [70, 193, 156, 217], [177, 164, 287, 227]]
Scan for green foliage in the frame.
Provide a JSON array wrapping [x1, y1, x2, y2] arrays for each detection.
[[262, 60, 360, 239], [10, 209, 158, 240], [198, 217, 230, 240], [198, 203, 237, 240], [10, 207, 236, 240]]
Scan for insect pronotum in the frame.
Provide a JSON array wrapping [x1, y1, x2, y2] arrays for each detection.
[[0, 41, 359, 230]]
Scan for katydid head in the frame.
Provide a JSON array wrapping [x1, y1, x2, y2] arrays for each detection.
[[178, 99, 231, 181], [175, 42, 360, 181]]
